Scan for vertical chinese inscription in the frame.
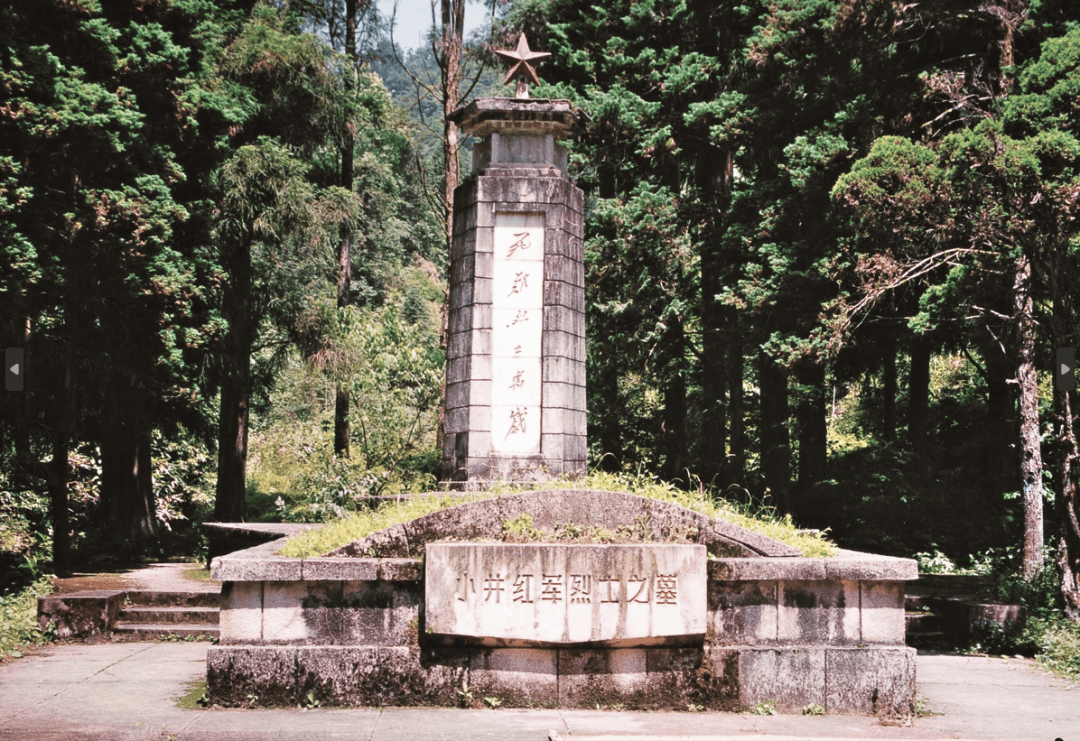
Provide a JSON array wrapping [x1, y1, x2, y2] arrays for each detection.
[[492, 213, 545, 454]]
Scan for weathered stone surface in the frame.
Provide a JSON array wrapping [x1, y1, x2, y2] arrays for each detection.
[[208, 645, 469, 707], [212, 554, 301, 582], [469, 648, 558, 706], [327, 490, 797, 559], [860, 581, 905, 645], [776, 579, 861, 645], [825, 550, 918, 581], [558, 648, 648, 708], [294, 646, 376, 705], [219, 581, 263, 645], [426, 543, 705, 645], [262, 581, 314, 644], [374, 646, 469, 706], [37, 590, 125, 638], [824, 647, 915, 715], [696, 646, 742, 711], [707, 581, 778, 646], [739, 647, 826, 712], [206, 646, 300, 706], [708, 558, 826, 580]]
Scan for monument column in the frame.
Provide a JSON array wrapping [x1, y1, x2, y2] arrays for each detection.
[[442, 38, 586, 483]]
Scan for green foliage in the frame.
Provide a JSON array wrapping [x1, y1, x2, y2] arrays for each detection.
[[277, 469, 839, 558], [1028, 615, 1080, 682], [248, 267, 444, 523], [751, 699, 778, 716], [802, 702, 825, 716], [0, 576, 54, 660]]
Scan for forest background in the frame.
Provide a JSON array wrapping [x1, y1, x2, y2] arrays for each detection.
[[3, 0, 1080, 669]]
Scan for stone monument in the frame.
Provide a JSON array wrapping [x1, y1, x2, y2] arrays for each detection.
[[442, 34, 586, 483]]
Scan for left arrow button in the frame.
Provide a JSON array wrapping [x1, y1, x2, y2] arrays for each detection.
[[5, 348, 23, 391]]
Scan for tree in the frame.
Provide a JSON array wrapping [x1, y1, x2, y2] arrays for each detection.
[[1002, 26, 1080, 613], [0, 0, 256, 559], [211, 5, 369, 520]]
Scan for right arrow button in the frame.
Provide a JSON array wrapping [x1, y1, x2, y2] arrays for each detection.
[[1058, 347, 1076, 392]]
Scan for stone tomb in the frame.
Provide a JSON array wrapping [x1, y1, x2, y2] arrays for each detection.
[[207, 490, 918, 714]]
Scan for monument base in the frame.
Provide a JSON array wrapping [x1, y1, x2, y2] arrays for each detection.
[[207, 515, 917, 714], [207, 643, 915, 713]]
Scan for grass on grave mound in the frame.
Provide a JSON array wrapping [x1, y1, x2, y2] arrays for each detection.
[[277, 471, 838, 558]]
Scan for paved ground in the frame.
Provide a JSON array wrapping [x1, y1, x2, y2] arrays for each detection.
[[0, 642, 1077, 741], [52, 561, 221, 595]]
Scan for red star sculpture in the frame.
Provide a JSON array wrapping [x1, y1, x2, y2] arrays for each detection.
[[495, 33, 551, 98]]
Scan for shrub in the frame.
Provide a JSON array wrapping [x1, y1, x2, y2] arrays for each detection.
[[0, 576, 54, 660]]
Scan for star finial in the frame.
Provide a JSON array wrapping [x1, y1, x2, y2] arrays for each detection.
[[494, 33, 551, 99]]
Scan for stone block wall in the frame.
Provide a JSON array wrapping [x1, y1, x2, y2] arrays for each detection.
[[443, 170, 586, 482], [207, 548, 917, 714]]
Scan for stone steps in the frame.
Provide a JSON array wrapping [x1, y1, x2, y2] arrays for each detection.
[[904, 579, 1022, 649], [114, 591, 220, 638], [119, 605, 220, 625], [113, 622, 220, 638]]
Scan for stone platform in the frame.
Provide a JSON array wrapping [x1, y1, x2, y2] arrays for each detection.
[[207, 491, 917, 714]]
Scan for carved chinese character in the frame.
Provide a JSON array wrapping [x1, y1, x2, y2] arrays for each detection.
[[510, 370, 525, 389], [484, 573, 505, 603], [506, 407, 527, 438], [569, 574, 592, 604], [508, 271, 529, 297], [598, 576, 620, 603], [514, 344, 523, 354], [628, 574, 649, 603], [507, 310, 528, 327], [655, 574, 677, 604], [541, 574, 563, 603], [455, 572, 476, 602], [507, 231, 531, 257], [512, 573, 534, 603]]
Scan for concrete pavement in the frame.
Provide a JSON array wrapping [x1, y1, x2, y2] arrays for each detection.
[[0, 642, 1077, 740]]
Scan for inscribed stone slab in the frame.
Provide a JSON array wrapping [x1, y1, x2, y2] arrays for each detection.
[[425, 543, 705, 644]]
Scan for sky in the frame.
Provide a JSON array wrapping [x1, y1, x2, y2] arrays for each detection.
[[378, 0, 488, 50]]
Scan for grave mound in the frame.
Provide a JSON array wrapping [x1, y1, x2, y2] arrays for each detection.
[[324, 489, 800, 559]]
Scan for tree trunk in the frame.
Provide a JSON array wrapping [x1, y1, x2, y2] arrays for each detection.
[[48, 340, 74, 571], [796, 359, 827, 500], [660, 318, 688, 483], [216, 365, 249, 523], [985, 340, 1014, 498], [47, 434, 70, 572], [882, 332, 897, 443], [908, 336, 930, 459], [699, 247, 726, 485], [434, 0, 464, 480], [728, 326, 745, 485], [1014, 252, 1044, 579], [759, 351, 791, 513], [592, 357, 622, 472], [696, 143, 733, 486], [215, 233, 253, 523], [333, 0, 358, 460], [100, 384, 156, 552], [440, 0, 463, 252], [1057, 390, 1080, 621]]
